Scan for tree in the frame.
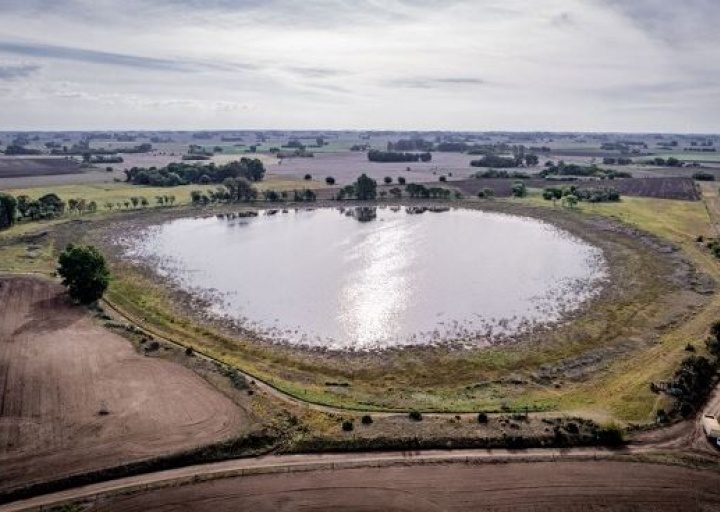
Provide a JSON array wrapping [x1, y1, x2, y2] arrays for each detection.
[[0, 193, 17, 230], [57, 244, 110, 304], [223, 177, 257, 202], [384, 176, 392, 184], [325, 176, 335, 185], [398, 176, 406, 185], [562, 195, 578, 208], [130, 196, 139, 208], [354, 173, 377, 200], [511, 181, 527, 198], [304, 173, 312, 181]]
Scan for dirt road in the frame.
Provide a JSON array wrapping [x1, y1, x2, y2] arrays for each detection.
[[0, 276, 250, 494]]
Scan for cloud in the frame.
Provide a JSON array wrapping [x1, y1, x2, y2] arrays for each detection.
[[0, 40, 253, 72], [286, 66, 346, 78], [0, 63, 40, 80], [386, 77, 485, 89]]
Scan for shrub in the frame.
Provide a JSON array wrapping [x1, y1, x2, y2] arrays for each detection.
[[384, 176, 392, 184], [511, 181, 527, 198], [397, 177, 406, 185], [341, 420, 354, 432], [325, 176, 335, 185], [304, 173, 312, 180], [595, 424, 624, 446], [185, 346, 194, 356], [477, 412, 488, 423], [439, 175, 447, 182], [409, 410, 423, 421], [361, 415, 373, 425], [693, 171, 715, 181]]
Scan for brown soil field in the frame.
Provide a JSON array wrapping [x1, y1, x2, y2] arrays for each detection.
[[265, 150, 480, 185], [0, 157, 83, 178], [86, 461, 720, 511], [0, 275, 250, 494], [455, 176, 700, 200]]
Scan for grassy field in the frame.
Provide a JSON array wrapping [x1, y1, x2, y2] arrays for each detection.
[[652, 152, 720, 162], [4, 174, 327, 209], [522, 191, 717, 420]]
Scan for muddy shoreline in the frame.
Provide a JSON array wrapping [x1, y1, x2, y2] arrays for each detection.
[[111, 204, 610, 352], [58, 199, 713, 374]]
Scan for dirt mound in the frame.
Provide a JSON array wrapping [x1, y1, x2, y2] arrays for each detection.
[[0, 276, 249, 494], [88, 460, 720, 511]]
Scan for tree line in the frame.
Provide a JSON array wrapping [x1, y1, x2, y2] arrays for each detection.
[[368, 150, 432, 163], [124, 158, 265, 187]]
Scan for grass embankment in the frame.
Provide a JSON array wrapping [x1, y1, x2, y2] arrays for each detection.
[[522, 191, 717, 421], [98, 195, 705, 422]]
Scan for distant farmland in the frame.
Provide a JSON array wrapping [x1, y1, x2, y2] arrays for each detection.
[[0, 157, 83, 178], [454, 177, 700, 201]]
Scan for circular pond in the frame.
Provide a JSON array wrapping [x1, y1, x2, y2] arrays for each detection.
[[125, 207, 607, 350]]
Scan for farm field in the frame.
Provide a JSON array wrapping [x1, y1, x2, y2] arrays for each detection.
[[0, 275, 252, 494], [455, 176, 701, 200], [0, 157, 83, 178], [3, 175, 322, 210], [82, 461, 720, 512]]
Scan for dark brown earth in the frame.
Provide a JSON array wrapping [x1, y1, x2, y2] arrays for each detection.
[[453, 176, 700, 200], [87, 461, 720, 512], [0, 157, 82, 178], [0, 275, 250, 494]]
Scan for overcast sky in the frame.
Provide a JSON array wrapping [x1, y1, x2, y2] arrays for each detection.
[[0, 0, 717, 132]]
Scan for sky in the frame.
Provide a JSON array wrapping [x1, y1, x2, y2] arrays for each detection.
[[0, 0, 717, 132]]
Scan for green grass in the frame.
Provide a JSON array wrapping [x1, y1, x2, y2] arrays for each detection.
[[5, 175, 324, 210], [651, 152, 720, 162], [521, 193, 718, 421]]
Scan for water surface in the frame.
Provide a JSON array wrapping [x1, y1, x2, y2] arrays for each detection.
[[125, 207, 606, 349]]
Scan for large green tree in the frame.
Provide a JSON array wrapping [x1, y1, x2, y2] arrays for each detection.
[[354, 173, 377, 200], [0, 193, 17, 230], [57, 244, 110, 304]]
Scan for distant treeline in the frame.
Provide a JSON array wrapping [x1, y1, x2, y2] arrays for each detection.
[[539, 162, 631, 179], [124, 158, 266, 187], [470, 154, 539, 168], [368, 150, 432, 163]]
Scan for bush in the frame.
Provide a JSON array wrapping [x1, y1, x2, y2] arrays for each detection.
[[511, 181, 527, 198], [398, 176, 406, 185], [361, 415, 373, 425], [693, 171, 715, 181], [595, 424, 624, 446], [408, 410, 423, 421], [439, 175, 447, 182], [304, 173, 312, 180], [341, 420, 354, 432], [384, 176, 392, 184], [325, 176, 335, 185], [57, 245, 110, 304], [477, 412, 488, 423], [669, 355, 717, 416]]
